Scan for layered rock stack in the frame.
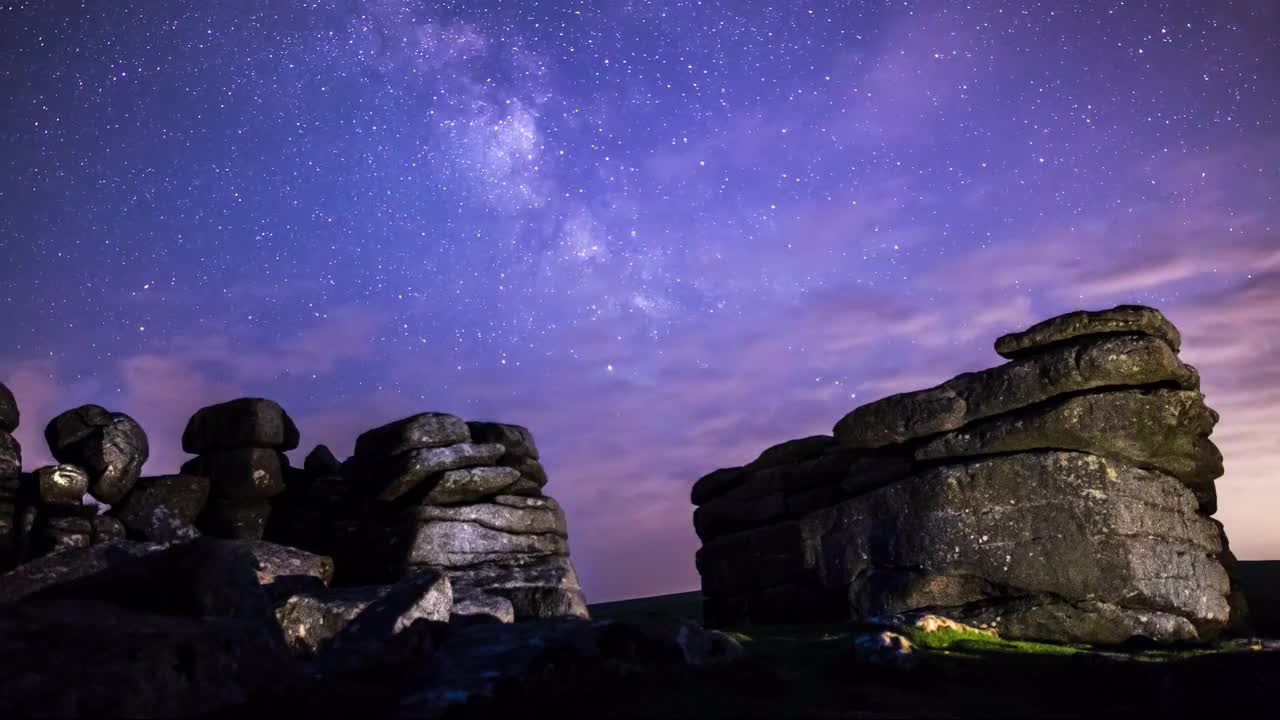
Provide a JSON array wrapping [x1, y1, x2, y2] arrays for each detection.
[[333, 413, 587, 621], [0, 384, 19, 569], [181, 398, 299, 540], [693, 305, 1244, 645]]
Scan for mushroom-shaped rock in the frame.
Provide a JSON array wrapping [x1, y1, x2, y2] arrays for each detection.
[[182, 398, 300, 453]]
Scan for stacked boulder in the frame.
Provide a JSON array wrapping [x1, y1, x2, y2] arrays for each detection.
[[44, 404, 149, 504], [336, 413, 587, 621], [181, 398, 299, 540], [694, 305, 1244, 645], [0, 383, 19, 569]]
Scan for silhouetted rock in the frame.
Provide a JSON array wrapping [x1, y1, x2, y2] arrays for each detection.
[[354, 412, 470, 459], [182, 397, 300, 453], [111, 474, 209, 542], [304, 444, 342, 476], [199, 497, 272, 540], [0, 382, 17, 433], [995, 304, 1181, 359]]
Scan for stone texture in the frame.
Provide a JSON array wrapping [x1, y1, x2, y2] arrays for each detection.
[[451, 589, 516, 623], [182, 397, 300, 453], [443, 555, 589, 620], [408, 520, 568, 567], [34, 464, 89, 506], [995, 304, 1181, 360], [90, 516, 127, 544], [466, 421, 539, 459], [354, 412, 469, 459], [374, 442, 505, 501], [414, 495, 567, 536], [183, 447, 286, 501], [310, 569, 451, 675], [0, 382, 17, 433], [913, 388, 1223, 499], [45, 406, 149, 504], [418, 465, 521, 505], [199, 497, 273, 540], [501, 477, 545, 497], [274, 573, 450, 658], [833, 334, 1198, 449], [111, 474, 209, 542], [505, 455, 548, 487]]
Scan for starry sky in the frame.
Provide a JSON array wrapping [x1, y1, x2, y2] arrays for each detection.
[[1, 1, 1277, 601]]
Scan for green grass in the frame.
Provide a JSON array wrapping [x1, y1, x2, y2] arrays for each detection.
[[587, 589, 703, 623]]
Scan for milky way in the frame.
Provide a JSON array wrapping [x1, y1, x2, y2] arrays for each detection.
[[2, 1, 1277, 600]]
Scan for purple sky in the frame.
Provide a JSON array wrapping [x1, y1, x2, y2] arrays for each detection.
[[2, 1, 1277, 601]]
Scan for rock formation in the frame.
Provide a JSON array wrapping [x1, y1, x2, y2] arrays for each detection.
[[693, 305, 1245, 645], [0, 388, 20, 570]]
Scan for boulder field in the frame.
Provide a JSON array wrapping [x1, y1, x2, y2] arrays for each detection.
[[693, 305, 1249, 645]]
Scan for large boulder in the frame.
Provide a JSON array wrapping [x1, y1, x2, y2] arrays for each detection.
[[0, 382, 17, 433], [182, 398, 299, 454], [444, 555, 589, 620], [373, 442, 505, 501], [994, 304, 1181, 359], [354, 412, 470, 459], [44, 406, 149, 504], [833, 334, 1198, 449], [110, 474, 209, 542]]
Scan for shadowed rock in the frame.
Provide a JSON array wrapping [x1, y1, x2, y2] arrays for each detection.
[[443, 555, 589, 620], [504, 455, 548, 487], [0, 383, 17, 433], [303, 444, 342, 476], [833, 334, 1198, 449], [182, 398, 299, 453], [466, 421, 539, 460], [690, 466, 747, 505], [451, 589, 516, 623], [354, 412, 470, 459], [995, 304, 1181, 359], [746, 435, 836, 470], [90, 516, 126, 544], [275, 572, 450, 658], [111, 474, 209, 542], [199, 497, 272, 540]]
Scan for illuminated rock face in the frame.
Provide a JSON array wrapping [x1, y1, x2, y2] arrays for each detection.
[[693, 305, 1246, 645]]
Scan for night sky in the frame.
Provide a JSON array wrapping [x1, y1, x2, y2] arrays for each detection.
[[2, 1, 1277, 601]]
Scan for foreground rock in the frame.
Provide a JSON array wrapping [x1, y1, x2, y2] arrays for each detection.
[[695, 305, 1241, 644]]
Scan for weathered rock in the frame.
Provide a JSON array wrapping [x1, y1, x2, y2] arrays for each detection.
[[0, 382, 17, 432], [304, 444, 342, 476], [34, 464, 90, 506], [834, 334, 1199, 449], [35, 514, 94, 556], [451, 589, 516, 623], [914, 388, 1223, 496], [444, 555, 589, 620], [111, 474, 209, 542], [502, 476, 545, 497], [240, 538, 334, 590], [182, 397, 300, 453], [199, 497, 272, 540], [408, 519, 568, 567], [418, 465, 522, 505], [414, 495, 567, 536], [275, 573, 450, 658], [374, 442, 505, 501], [311, 569, 451, 675], [995, 304, 1181, 359], [90, 515, 127, 544], [806, 451, 1230, 643], [354, 412, 470, 459], [0, 540, 166, 605], [45, 407, 149, 504], [0, 599, 296, 718], [505, 455, 548, 487], [466, 421, 539, 459], [184, 447, 286, 501], [747, 435, 836, 470]]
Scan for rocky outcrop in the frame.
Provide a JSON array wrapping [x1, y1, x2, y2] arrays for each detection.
[[693, 305, 1242, 645], [45, 405, 149, 504]]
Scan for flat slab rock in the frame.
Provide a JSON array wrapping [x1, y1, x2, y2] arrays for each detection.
[[833, 334, 1199, 449], [419, 465, 521, 505], [111, 474, 209, 542], [354, 412, 470, 459], [182, 397, 300, 454], [374, 442, 506, 502], [466, 421, 539, 460], [913, 388, 1223, 501], [414, 494, 566, 536], [995, 304, 1181, 359], [408, 519, 569, 567], [442, 554, 590, 620]]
